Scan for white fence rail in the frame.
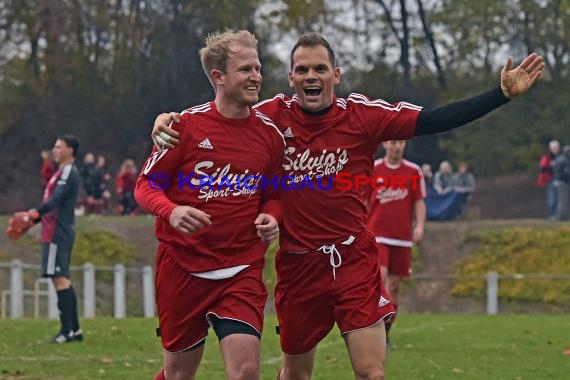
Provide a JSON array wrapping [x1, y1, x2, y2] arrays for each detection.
[[0, 260, 155, 319], [2, 260, 569, 318], [413, 272, 570, 315]]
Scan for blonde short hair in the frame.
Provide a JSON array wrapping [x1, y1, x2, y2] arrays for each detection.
[[199, 29, 258, 89]]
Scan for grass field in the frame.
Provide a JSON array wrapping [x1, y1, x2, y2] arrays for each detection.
[[1, 314, 569, 379]]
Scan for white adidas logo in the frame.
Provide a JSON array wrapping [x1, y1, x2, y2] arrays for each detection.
[[283, 127, 294, 138], [198, 138, 214, 150], [378, 296, 390, 307]]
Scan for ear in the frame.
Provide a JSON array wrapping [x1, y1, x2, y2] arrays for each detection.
[[288, 71, 294, 88], [333, 67, 341, 85], [212, 69, 224, 85]]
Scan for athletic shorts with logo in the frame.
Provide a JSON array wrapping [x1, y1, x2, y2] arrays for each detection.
[[41, 240, 73, 278], [155, 245, 267, 352], [377, 243, 412, 277], [275, 231, 395, 355]]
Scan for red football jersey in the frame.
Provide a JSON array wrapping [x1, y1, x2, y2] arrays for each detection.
[[366, 158, 426, 245], [255, 93, 421, 252], [135, 102, 284, 272]]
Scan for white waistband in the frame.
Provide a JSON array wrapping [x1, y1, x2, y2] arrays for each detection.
[[375, 236, 413, 247], [191, 265, 250, 280]]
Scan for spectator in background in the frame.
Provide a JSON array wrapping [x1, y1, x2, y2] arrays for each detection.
[[80, 152, 104, 214], [552, 145, 570, 220], [421, 163, 434, 188], [116, 159, 138, 215], [453, 161, 476, 194], [96, 155, 112, 214], [537, 140, 560, 219], [40, 149, 56, 186], [433, 161, 454, 194]]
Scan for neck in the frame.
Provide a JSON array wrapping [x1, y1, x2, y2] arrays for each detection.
[[385, 155, 402, 166], [301, 102, 333, 116], [58, 158, 74, 167], [215, 96, 251, 119]]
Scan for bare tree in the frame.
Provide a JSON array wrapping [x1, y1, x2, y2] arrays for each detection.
[[416, 0, 445, 87], [374, 0, 411, 84]]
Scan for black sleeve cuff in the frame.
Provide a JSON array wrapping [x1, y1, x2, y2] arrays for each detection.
[[37, 204, 49, 215], [415, 86, 510, 136]]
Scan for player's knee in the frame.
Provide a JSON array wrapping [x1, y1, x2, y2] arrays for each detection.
[[282, 367, 312, 380], [353, 358, 385, 380], [52, 276, 71, 290], [165, 364, 198, 380], [228, 360, 258, 380], [354, 366, 384, 380]]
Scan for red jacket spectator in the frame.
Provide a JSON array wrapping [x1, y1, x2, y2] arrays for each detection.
[[537, 141, 559, 188], [40, 150, 56, 186]]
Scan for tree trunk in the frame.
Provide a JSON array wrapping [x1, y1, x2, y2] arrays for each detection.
[[374, 0, 411, 83], [399, 0, 411, 84], [416, 0, 445, 87]]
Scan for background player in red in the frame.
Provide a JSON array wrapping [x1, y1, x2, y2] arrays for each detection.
[[151, 33, 544, 380], [135, 30, 284, 380], [366, 140, 426, 344]]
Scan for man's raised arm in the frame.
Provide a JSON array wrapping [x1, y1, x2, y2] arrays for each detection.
[[416, 53, 544, 136]]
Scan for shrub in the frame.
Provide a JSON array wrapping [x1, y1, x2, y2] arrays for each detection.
[[73, 230, 137, 266], [452, 227, 570, 305]]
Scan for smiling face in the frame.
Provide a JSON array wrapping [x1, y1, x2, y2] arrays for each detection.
[[213, 42, 262, 107], [289, 45, 340, 112]]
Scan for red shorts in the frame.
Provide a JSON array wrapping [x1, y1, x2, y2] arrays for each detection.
[[377, 243, 412, 277], [275, 231, 395, 355], [155, 245, 267, 352]]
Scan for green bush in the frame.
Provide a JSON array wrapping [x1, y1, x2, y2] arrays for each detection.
[[452, 227, 570, 304], [73, 230, 137, 266], [0, 248, 9, 261]]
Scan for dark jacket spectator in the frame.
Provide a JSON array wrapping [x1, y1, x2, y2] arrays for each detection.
[[453, 162, 476, 194], [421, 163, 434, 187], [553, 147, 570, 183], [552, 145, 570, 220], [80, 152, 105, 214], [433, 161, 454, 194], [80, 152, 101, 198]]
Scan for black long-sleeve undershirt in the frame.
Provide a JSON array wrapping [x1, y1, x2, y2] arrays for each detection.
[[415, 86, 510, 136]]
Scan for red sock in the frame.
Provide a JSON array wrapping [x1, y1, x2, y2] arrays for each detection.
[[153, 368, 165, 380]]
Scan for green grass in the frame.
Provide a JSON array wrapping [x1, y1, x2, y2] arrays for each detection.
[[1, 314, 569, 379]]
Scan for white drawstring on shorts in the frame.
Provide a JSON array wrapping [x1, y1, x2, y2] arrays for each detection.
[[317, 244, 342, 280]]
